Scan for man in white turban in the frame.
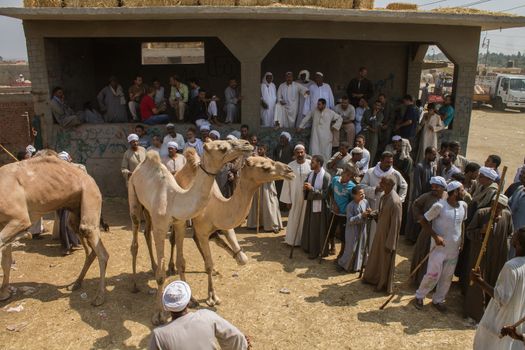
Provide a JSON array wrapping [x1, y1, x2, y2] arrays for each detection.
[[163, 141, 186, 176], [209, 130, 221, 141], [260, 72, 277, 127], [149, 280, 249, 350], [302, 72, 335, 125], [121, 133, 146, 185]]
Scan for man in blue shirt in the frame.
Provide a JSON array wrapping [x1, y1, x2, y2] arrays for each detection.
[[438, 95, 455, 128], [395, 94, 419, 146], [328, 164, 357, 258]]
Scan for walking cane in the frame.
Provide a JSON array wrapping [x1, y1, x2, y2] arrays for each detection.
[[289, 227, 300, 259], [500, 314, 525, 339], [256, 187, 261, 234], [358, 217, 373, 279], [0, 143, 19, 162], [379, 246, 437, 310], [318, 212, 336, 264]]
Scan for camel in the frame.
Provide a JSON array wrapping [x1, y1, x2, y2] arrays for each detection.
[[0, 153, 108, 306], [128, 139, 252, 324]]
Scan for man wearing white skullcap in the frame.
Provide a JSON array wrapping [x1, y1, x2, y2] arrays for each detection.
[[209, 130, 221, 141], [464, 193, 514, 322], [149, 280, 249, 350], [26, 144, 37, 156], [226, 134, 238, 141], [163, 141, 186, 176], [121, 133, 146, 185], [281, 142, 312, 246], [414, 180, 467, 312]]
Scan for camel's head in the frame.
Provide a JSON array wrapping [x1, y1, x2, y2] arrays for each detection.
[[201, 139, 253, 174], [243, 156, 295, 184]]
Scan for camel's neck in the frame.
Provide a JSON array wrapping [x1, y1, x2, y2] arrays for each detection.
[[217, 177, 260, 229], [169, 167, 213, 220]]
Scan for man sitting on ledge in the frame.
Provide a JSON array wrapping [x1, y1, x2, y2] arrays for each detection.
[[140, 86, 170, 125]]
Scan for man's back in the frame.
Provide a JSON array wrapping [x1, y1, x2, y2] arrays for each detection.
[[149, 309, 247, 350]]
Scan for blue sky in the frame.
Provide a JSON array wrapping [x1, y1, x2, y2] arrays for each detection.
[[0, 0, 524, 60]]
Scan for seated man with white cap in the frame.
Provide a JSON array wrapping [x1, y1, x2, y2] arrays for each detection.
[[149, 280, 249, 350], [163, 142, 186, 176], [121, 133, 147, 185], [414, 180, 468, 312]]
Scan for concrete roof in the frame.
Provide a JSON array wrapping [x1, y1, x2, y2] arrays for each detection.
[[0, 6, 524, 31]]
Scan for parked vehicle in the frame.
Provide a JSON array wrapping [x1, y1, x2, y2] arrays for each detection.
[[473, 74, 525, 112]]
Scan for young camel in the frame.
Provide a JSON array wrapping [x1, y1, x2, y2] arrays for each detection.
[[128, 139, 252, 325], [0, 153, 108, 306], [167, 155, 294, 306]]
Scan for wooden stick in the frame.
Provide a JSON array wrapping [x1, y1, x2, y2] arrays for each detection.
[[358, 218, 373, 279], [470, 166, 507, 286], [318, 213, 336, 264], [256, 187, 261, 234], [500, 314, 525, 338], [379, 246, 436, 310], [0, 143, 19, 162]]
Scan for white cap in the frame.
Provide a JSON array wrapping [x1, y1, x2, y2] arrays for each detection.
[[209, 130, 220, 140], [26, 145, 36, 154], [315, 72, 324, 77], [479, 166, 498, 181], [496, 194, 509, 207], [429, 176, 447, 188], [166, 123, 175, 129], [294, 144, 305, 151], [167, 141, 179, 150], [280, 131, 292, 142], [162, 281, 191, 312], [392, 135, 402, 141], [226, 134, 238, 141], [446, 181, 462, 192], [200, 124, 210, 132], [351, 147, 363, 155], [58, 151, 70, 162], [127, 134, 139, 143]]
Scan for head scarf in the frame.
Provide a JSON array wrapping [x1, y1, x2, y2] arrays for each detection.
[[58, 151, 70, 162], [298, 69, 310, 82], [446, 181, 462, 192], [226, 134, 238, 141], [162, 281, 191, 312], [315, 72, 324, 77], [479, 166, 498, 181], [26, 145, 36, 155], [294, 144, 305, 151], [351, 147, 363, 155], [392, 135, 402, 142], [280, 131, 292, 142], [262, 72, 273, 85], [166, 123, 175, 129], [429, 176, 447, 189], [167, 141, 179, 150], [209, 130, 220, 140], [496, 194, 509, 207], [127, 134, 139, 143]]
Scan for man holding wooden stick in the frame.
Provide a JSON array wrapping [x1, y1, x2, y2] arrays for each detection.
[[413, 181, 468, 312], [472, 227, 525, 350]]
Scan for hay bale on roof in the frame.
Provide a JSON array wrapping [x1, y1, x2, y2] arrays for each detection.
[[432, 7, 510, 16], [64, 0, 120, 6], [122, 0, 198, 6], [353, 0, 374, 9], [386, 2, 417, 10], [24, 0, 62, 7], [278, 0, 317, 6], [237, 0, 279, 5], [317, 0, 354, 9], [200, 0, 235, 5]]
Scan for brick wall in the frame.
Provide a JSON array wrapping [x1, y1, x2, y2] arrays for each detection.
[[0, 92, 34, 165]]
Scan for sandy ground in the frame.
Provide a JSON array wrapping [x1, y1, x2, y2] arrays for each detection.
[[0, 109, 524, 350]]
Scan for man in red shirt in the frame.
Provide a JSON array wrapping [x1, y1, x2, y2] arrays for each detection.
[[140, 86, 170, 125]]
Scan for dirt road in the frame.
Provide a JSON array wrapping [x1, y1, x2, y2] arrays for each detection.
[[0, 109, 523, 349]]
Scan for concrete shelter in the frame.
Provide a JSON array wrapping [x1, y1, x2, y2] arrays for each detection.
[[1, 5, 524, 196]]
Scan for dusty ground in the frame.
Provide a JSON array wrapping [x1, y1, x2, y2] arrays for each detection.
[[0, 109, 524, 350]]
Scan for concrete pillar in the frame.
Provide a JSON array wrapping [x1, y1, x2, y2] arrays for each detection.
[[406, 44, 429, 99], [219, 34, 279, 131], [25, 34, 53, 147]]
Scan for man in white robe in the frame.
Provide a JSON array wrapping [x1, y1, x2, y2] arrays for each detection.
[[276, 72, 310, 128], [472, 227, 525, 350], [295, 69, 312, 127], [260, 72, 277, 127], [298, 98, 342, 162], [280, 145, 312, 246], [361, 151, 408, 245], [302, 72, 335, 120]]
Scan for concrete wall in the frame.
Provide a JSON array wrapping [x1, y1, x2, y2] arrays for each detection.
[[0, 92, 33, 165]]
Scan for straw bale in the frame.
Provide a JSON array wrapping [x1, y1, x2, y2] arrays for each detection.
[[353, 0, 373, 9], [199, 0, 236, 5], [122, 0, 198, 6], [64, 0, 119, 7], [432, 7, 511, 16], [24, 0, 62, 7], [237, 0, 278, 5], [277, 0, 318, 6], [317, 0, 354, 9], [386, 2, 417, 10]]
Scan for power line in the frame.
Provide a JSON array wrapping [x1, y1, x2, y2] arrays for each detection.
[[502, 4, 525, 12], [459, 0, 493, 8], [420, 0, 449, 7]]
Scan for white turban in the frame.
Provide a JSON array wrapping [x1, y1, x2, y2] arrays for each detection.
[[280, 132, 292, 142], [167, 141, 179, 150], [262, 72, 273, 84], [392, 135, 402, 142], [162, 281, 191, 312], [209, 130, 220, 140], [446, 181, 462, 192], [479, 166, 498, 181], [58, 151, 70, 162], [496, 194, 509, 207], [429, 176, 447, 189], [166, 123, 175, 129], [26, 145, 36, 154], [298, 69, 310, 82], [315, 72, 324, 77], [127, 134, 139, 143], [351, 147, 363, 155], [294, 144, 305, 151], [199, 124, 211, 132], [226, 134, 238, 141]]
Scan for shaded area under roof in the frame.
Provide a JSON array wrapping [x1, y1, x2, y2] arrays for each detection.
[[0, 6, 524, 31]]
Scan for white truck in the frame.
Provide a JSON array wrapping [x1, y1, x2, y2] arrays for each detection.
[[473, 74, 525, 112]]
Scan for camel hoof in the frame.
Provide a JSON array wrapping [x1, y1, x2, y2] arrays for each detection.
[[67, 281, 82, 292], [206, 294, 221, 307], [0, 289, 12, 302], [91, 294, 105, 307], [167, 266, 177, 276], [152, 311, 170, 326]]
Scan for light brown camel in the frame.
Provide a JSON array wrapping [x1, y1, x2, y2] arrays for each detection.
[[166, 154, 294, 306], [128, 139, 252, 324], [0, 153, 108, 306]]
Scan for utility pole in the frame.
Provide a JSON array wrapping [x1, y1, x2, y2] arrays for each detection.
[[483, 38, 490, 68]]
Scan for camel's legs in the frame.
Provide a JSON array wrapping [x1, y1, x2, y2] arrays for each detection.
[[0, 245, 13, 301], [174, 221, 187, 283], [168, 220, 185, 276], [222, 229, 248, 265], [67, 235, 96, 292], [152, 224, 170, 325], [167, 225, 176, 276], [193, 230, 220, 306], [143, 210, 157, 272], [130, 207, 141, 293], [0, 218, 31, 250]]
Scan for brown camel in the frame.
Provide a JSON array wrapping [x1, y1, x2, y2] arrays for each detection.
[[0, 153, 108, 306], [128, 139, 252, 324]]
